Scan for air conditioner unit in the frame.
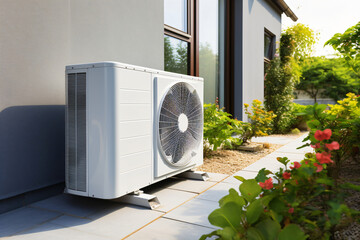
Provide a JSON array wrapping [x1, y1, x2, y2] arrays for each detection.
[[65, 62, 203, 199]]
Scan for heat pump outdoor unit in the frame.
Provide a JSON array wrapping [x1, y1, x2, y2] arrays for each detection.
[[65, 62, 204, 199]]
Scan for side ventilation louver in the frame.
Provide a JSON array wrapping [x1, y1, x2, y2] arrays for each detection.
[[66, 73, 87, 192]]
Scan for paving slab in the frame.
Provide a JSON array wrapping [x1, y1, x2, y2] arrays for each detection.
[[196, 182, 238, 202], [30, 194, 117, 218], [8, 222, 109, 240], [262, 151, 305, 161], [223, 170, 258, 185], [126, 217, 213, 240], [49, 205, 163, 239], [146, 188, 197, 213], [206, 172, 230, 182], [0, 207, 61, 238], [160, 178, 218, 194], [163, 198, 218, 229], [252, 136, 296, 145]]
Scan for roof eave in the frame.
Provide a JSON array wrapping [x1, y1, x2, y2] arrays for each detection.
[[271, 0, 298, 22]]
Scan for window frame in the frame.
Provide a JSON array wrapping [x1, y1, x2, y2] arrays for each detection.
[[164, 0, 199, 76], [264, 28, 275, 64]]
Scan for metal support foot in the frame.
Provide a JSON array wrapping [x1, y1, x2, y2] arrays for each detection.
[[177, 170, 209, 181], [117, 190, 161, 210]]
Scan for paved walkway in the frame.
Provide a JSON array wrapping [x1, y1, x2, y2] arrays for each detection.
[[1, 133, 311, 240]]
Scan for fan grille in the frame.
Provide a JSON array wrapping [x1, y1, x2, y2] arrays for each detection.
[[158, 82, 202, 166]]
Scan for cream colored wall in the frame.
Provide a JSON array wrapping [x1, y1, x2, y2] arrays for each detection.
[[0, 0, 164, 110]]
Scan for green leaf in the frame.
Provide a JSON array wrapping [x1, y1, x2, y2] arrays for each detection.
[[278, 224, 307, 240], [307, 119, 320, 129], [208, 202, 243, 232], [276, 157, 290, 167], [240, 179, 262, 202], [255, 168, 272, 183], [316, 178, 334, 186], [255, 218, 281, 240], [269, 198, 286, 213], [269, 210, 283, 223], [219, 188, 246, 208], [341, 182, 360, 191], [234, 175, 246, 182], [260, 195, 275, 206], [246, 199, 263, 224], [246, 227, 264, 240]]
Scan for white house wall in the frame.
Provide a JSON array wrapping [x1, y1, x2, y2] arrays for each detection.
[[0, 0, 163, 202], [241, 0, 281, 121]]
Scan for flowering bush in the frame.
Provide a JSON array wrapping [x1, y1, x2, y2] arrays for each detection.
[[299, 93, 360, 173], [243, 99, 276, 143], [201, 128, 359, 240]]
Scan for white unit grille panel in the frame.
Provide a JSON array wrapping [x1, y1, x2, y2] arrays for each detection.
[[66, 73, 87, 192]]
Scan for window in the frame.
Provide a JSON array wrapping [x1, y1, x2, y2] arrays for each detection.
[[164, 0, 197, 75], [264, 29, 275, 73], [199, 0, 225, 104]]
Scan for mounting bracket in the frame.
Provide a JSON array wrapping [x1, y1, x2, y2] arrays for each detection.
[[117, 190, 161, 210], [177, 170, 210, 181]]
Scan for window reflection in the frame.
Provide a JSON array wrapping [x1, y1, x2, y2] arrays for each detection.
[[164, 0, 187, 32], [264, 33, 274, 59], [199, 0, 224, 104], [164, 35, 189, 75]]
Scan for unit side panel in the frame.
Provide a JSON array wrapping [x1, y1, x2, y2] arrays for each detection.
[[87, 67, 116, 198], [114, 68, 153, 197]]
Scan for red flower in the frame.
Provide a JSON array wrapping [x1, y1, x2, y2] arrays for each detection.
[[325, 141, 340, 151], [290, 161, 301, 169], [288, 207, 294, 214], [259, 178, 273, 190], [283, 172, 291, 180], [311, 143, 321, 149], [313, 163, 323, 172], [316, 152, 333, 164], [314, 129, 332, 141]]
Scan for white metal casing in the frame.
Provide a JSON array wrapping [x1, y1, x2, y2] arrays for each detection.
[[65, 62, 203, 199]]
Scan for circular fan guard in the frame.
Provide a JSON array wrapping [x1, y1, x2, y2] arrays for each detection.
[[158, 82, 203, 167]]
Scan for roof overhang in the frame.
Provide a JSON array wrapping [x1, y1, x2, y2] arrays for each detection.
[[270, 0, 298, 22]]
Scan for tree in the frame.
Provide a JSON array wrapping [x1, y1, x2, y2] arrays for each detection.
[[284, 23, 318, 62], [265, 24, 317, 133], [325, 21, 360, 77], [296, 57, 359, 102]]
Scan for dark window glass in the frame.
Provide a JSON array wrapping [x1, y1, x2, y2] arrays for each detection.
[[164, 35, 189, 74], [164, 0, 188, 32], [264, 32, 274, 60]]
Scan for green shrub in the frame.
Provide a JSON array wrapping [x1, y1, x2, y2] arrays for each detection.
[[203, 103, 244, 156], [264, 56, 295, 134], [290, 128, 300, 134]]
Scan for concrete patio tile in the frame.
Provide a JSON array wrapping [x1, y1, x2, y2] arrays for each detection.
[[223, 170, 258, 185], [164, 178, 218, 194], [0, 207, 61, 237], [262, 152, 305, 161], [50, 205, 163, 239], [146, 188, 197, 213], [30, 194, 117, 218], [243, 158, 286, 172], [276, 145, 313, 154], [8, 222, 109, 240], [206, 172, 230, 182], [252, 136, 294, 145], [197, 182, 238, 203], [126, 217, 213, 240], [164, 198, 218, 229]]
